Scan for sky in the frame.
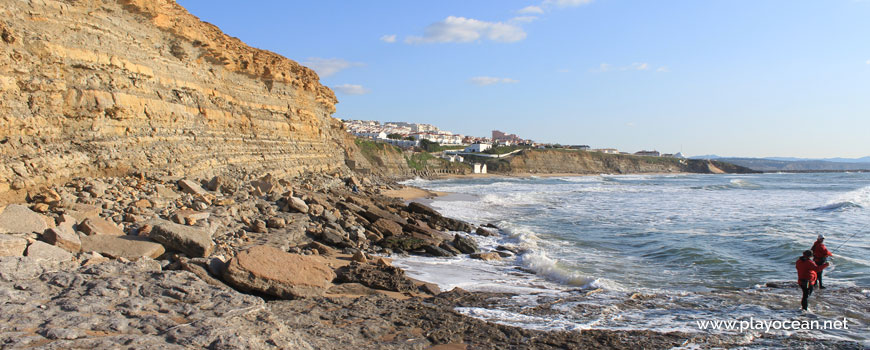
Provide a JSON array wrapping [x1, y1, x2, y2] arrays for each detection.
[[176, 0, 870, 158]]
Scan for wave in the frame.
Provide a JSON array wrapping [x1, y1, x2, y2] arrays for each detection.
[[812, 185, 870, 212], [693, 179, 763, 191], [810, 202, 863, 212]]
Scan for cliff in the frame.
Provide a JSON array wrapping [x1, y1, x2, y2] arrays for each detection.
[[0, 0, 353, 203], [478, 150, 757, 175]]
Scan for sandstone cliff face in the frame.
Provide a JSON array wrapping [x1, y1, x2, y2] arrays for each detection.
[[0, 0, 351, 202]]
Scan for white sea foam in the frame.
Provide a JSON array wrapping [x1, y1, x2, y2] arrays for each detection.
[[814, 185, 870, 211]]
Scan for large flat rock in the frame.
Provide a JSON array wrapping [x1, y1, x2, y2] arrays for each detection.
[[0, 235, 28, 257], [80, 235, 165, 259], [79, 218, 125, 236], [25, 241, 74, 262], [223, 245, 335, 299], [147, 219, 213, 257], [0, 204, 50, 234]]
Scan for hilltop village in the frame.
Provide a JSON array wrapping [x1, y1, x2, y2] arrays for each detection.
[[343, 119, 685, 173]]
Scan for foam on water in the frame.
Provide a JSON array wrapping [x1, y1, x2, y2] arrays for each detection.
[[812, 185, 870, 211]]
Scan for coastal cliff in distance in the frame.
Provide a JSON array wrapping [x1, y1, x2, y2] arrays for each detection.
[[486, 149, 757, 175], [355, 146, 758, 177], [0, 0, 357, 203]]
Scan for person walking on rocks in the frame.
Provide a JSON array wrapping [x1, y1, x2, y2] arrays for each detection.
[[795, 250, 829, 311], [811, 234, 833, 289]]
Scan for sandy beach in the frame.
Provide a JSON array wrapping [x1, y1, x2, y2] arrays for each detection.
[[381, 186, 449, 201]]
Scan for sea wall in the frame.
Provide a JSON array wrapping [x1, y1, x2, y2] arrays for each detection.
[[0, 0, 352, 202]]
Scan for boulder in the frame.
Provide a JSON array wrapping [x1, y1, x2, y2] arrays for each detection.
[[266, 217, 286, 229], [470, 252, 501, 261], [452, 234, 479, 254], [418, 282, 441, 295], [318, 228, 353, 248], [178, 179, 208, 196], [439, 242, 463, 255], [285, 196, 309, 214], [132, 199, 152, 208], [25, 241, 74, 261], [0, 204, 50, 234], [155, 184, 181, 199], [79, 218, 125, 236], [306, 241, 336, 256], [79, 235, 165, 259], [378, 236, 426, 252], [251, 220, 268, 233], [63, 203, 101, 222], [407, 202, 441, 218], [206, 175, 226, 192], [371, 219, 403, 237], [361, 206, 406, 225], [171, 209, 210, 225], [405, 223, 451, 242], [0, 235, 28, 256], [431, 216, 474, 233], [146, 219, 214, 257], [223, 245, 335, 298], [337, 201, 365, 214], [475, 227, 498, 237], [352, 251, 368, 263], [42, 225, 81, 253], [334, 262, 416, 293], [423, 244, 455, 257]]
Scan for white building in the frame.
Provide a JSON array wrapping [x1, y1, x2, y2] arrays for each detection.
[[464, 143, 492, 153], [473, 163, 487, 174], [442, 154, 464, 163], [384, 138, 419, 148]]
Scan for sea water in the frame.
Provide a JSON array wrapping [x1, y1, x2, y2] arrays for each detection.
[[394, 173, 870, 346]]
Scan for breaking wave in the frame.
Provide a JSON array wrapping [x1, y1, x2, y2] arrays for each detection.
[[812, 185, 870, 212]]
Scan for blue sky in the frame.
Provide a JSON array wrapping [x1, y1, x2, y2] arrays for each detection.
[[177, 0, 870, 158]]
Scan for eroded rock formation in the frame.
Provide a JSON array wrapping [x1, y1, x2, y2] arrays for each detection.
[[0, 0, 354, 203]]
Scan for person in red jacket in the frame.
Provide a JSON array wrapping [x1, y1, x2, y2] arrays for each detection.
[[796, 250, 829, 311], [811, 234, 834, 289]]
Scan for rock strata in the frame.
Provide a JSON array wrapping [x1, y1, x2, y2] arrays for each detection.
[[80, 235, 166, 259]]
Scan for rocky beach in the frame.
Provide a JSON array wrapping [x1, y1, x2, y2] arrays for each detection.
[[0, 0, 865, 349]]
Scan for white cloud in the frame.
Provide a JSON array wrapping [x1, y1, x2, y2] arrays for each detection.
[[380, 34, 397, 43], [469, 76, 519, 86], [593, 62, 656, 72], [332, 84, 370, 95], [510, 16, 539, 23], [302, 58, 364, 77], [405, 16, 526, 44], [592, 63, 611, 72], [626, 122, 636, 128], [656, 66, 670, 72], [518, 5, 545, 14], [631, 62, 649, 71], [866, 59, 870, 65], [544, 0, 593, 7]]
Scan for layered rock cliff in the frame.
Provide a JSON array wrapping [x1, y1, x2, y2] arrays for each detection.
[[0, 0, 353, 202], [481, 150, 757, 175]]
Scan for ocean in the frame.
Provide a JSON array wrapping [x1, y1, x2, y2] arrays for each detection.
[[394, 173, 870, 346]]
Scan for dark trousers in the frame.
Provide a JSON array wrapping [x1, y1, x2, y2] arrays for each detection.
[[815, 257, 827, 288], [799, 279, 813, 310]]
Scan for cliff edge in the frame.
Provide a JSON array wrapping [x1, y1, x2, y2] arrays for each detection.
[[0, 0, 352, 203]]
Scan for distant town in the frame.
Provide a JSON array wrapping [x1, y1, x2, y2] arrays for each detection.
[[342, 119, 686, 159]]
